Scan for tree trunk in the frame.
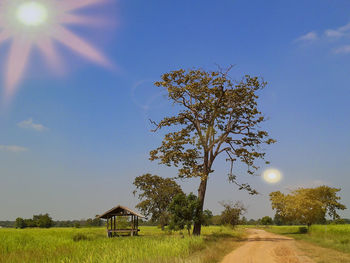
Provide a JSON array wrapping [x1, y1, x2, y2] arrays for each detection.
[[193, 176, 208, 236]]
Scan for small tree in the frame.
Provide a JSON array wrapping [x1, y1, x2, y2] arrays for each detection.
[[34, 214, 53, 228], [15, 217, 26, 229], [219, 201, 246, 228], [168, 193, 200, 235], [202, 209, 213, 226], [240, 216, 248, 225], [133, 174, 183, 230], [260, 216, 273, 225], [150, 67, 275, 235]]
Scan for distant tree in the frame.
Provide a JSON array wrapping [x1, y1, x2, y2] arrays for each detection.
[[219, 201, 246, 228], [273, 213, 284, 226], [270, 186, 346, 227], [24, 218, 36, 228], [34, 214, 53, 228], [149, 67, 275, 235], [247, 219, 258, 225], [240, 216, 248, 225], [15, 217, 26, 229], [92, 216, 103, 227], [133, 174, 183, 230], [168, 193, 200, 235], [0, 221, 15, 228], [260, 216, 273, 225], [211, 215, 221, 225], [202, 209, 214, 226], [343, 218, 350, 224], [86, 218, 93, 227]]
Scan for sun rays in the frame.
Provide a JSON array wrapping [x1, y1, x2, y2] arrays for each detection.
[[0, 0, 112, 101]]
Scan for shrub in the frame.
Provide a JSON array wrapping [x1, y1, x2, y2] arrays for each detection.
[[299, 227, 308, 234], [72, 233, 89, 242], [340, 239, 349, 245]]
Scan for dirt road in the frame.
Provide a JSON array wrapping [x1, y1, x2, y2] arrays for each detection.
[[221, 229, 314, 263]]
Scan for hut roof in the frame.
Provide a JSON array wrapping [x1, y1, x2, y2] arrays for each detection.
[[98, 205, 145, 219]]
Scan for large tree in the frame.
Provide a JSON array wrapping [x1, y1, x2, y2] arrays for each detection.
[[150, 67, 275, 235], [133, 174, 183, 230], [270, 186, 346, 227]]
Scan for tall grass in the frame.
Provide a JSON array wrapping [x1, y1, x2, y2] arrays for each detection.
[[0, 226, 242, 263], [266, 224, 350, 253]]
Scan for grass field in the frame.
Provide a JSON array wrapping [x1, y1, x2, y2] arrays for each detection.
[[0, 226, 243, 263], [265, 224, 350, 254]]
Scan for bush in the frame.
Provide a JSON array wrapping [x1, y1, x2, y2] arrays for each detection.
[[299, 227, 308, 234], [340, 239, 349, 245], [72, 233, 89, 242]]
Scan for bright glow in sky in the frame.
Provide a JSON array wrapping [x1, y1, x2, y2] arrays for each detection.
[[0, 0, 111, 102], [262, 169, 282, 183], [16, 2, 48, 26]]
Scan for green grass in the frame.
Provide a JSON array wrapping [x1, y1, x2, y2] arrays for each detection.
[[265, 225, 350, 254], [0, 226, 243, 263]]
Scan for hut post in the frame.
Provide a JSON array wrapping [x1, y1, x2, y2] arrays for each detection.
[[136, 216, 139, 236], [106, 217, 110, 237], [131, 214, 134, 236]]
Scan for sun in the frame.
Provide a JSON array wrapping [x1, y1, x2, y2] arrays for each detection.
[[0, 0, 112, 101], [16, 2, 48, 26], [262, 169, 282, 184]]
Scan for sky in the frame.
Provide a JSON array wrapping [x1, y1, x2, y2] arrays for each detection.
[[0, 0, 349, 221]]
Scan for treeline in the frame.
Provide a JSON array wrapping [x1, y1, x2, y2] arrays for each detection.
[[54, 217, 103, 228], [240, 216, 350, 226], [12, 214, 103, 229], [15, 214, 54, 228]]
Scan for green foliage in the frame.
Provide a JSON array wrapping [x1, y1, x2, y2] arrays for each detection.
[[149, 67, 274, 235], [299, 226, 308, 234], [268, 225, 350, 254], [270, 186, 346, 227], [246, 219, 258, 225], [14, 214, 53, 229], [34, 214, 53, 228], [15, 218, 26, 229], [133, 174, 183, 230], [107, 217, 130, 229], [0, 221, 15, 228], [260, 216, 273, 225], [72, 233, 89, 242], [202, 209, 214, 226], [219, 201, 246, 228], [168, 193, 200, 235]]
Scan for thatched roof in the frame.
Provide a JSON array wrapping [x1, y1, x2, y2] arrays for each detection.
[[98, 205, 145, 219]]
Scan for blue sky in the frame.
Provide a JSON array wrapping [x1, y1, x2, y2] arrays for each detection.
[[0, 0, 349, 220]]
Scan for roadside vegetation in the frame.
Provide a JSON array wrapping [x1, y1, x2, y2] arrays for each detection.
[[263, 224, 350, 263], [0, 226, 244, 263], [266, 225, 350, 253]]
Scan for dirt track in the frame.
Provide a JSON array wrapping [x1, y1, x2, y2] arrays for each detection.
[[221, 229, 314, 263]]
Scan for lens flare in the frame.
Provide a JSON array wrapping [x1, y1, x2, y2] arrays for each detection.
[[16, 2, 48, 26], [0, 0, 112, 102], [262, 169, 282, 183]]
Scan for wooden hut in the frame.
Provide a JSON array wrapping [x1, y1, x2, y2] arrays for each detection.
[[98, 205, 145, 237]]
